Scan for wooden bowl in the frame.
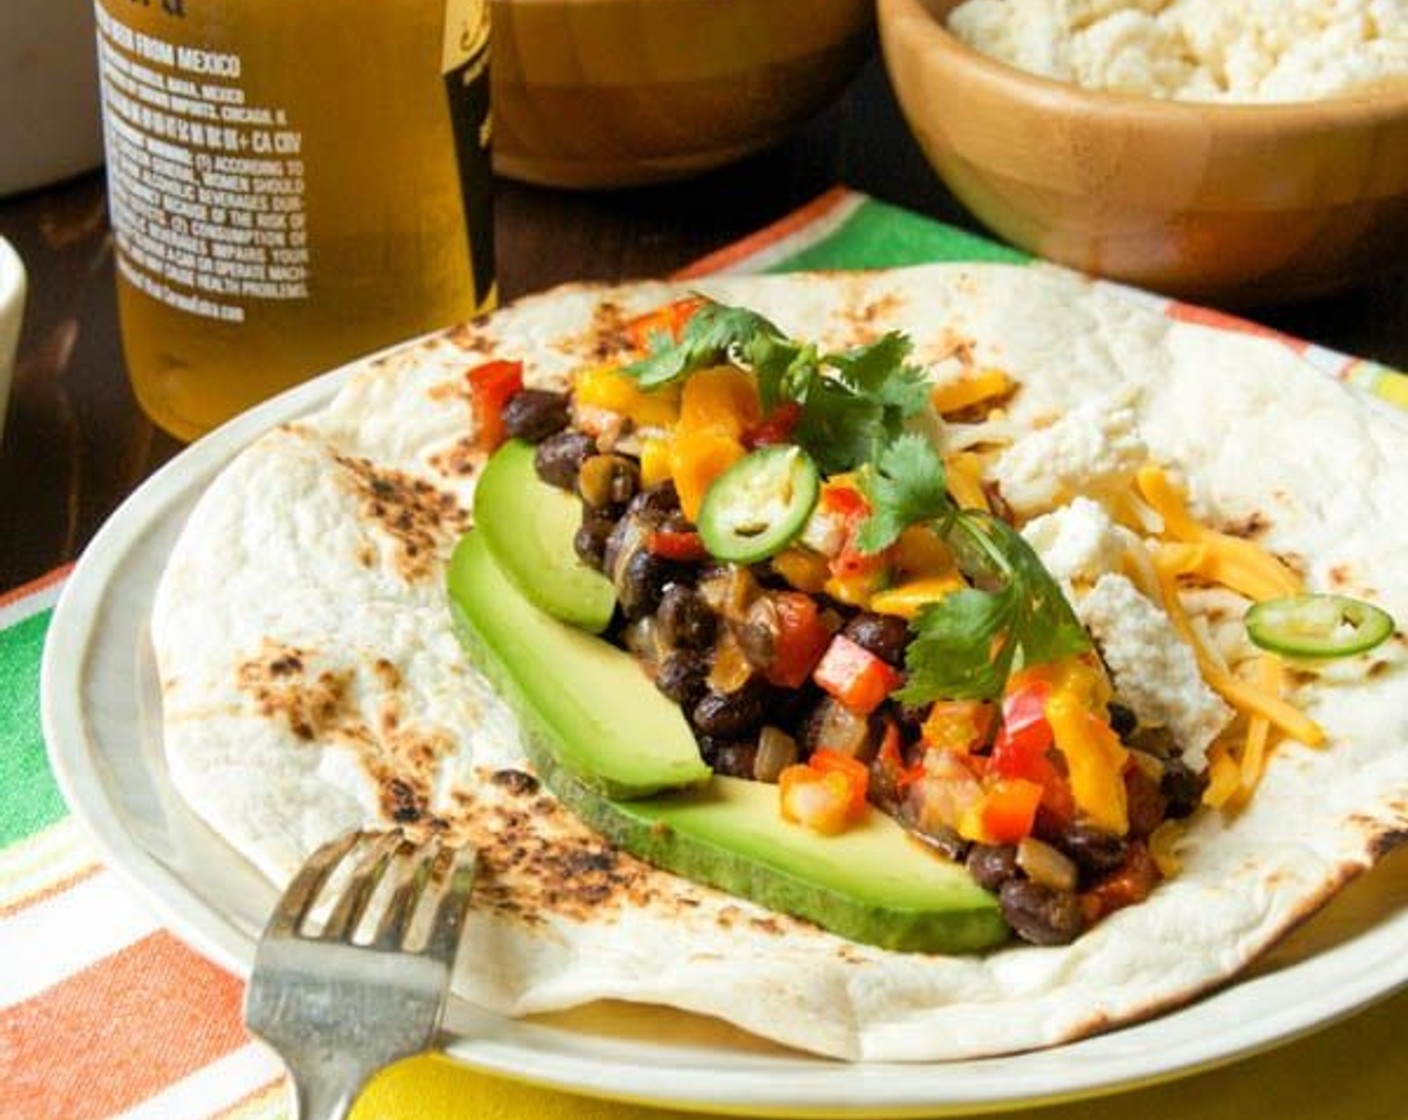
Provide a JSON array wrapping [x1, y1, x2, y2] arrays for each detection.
[[878, 0, 1408, 305], [492, 0, 875, 189]]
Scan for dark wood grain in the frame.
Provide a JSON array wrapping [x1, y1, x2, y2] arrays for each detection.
[[1, 57, 1404, 591]]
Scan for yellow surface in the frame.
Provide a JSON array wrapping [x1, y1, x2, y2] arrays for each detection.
[[351, 988, 1407, 1118]]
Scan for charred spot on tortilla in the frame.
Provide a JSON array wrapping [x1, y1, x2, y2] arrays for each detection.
[[491, 768, 541, 795], [428, 434, 485, 479], [382, 775, 428, 822], [1222, 510, 1272, 540], [235, 645, 354, 742], [583, 299, 636, 362], [334, 453, 469, 582], [443, 784, 663, 925]]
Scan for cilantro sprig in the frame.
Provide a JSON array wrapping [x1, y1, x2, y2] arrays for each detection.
[[621, 297, 929, 473], [856, 436, 1091, 702]]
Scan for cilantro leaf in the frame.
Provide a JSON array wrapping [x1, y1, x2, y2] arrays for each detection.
[[621, 301, 786, 389], [854, 434, 952, 554], [896, 511, 1091, 703], [896, 587, 1018, 702], [827, 333, 930, 417]]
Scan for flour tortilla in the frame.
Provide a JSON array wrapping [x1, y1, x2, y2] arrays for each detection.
[[151, 264, 1408, 1061]]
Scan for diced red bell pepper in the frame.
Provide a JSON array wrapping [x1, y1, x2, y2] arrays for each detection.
[[625, 296, 705, 351], [819, 483, 869, 521], [762, 592, 833, 689], [988, 680, 1054, 781], [812, 635, 903, 715], [467, 359, 524, 453], [646, 528, 709, 562], [988, 678, 1079, 827], [744, 401, 804, 448], [974, 778, 1045, 844]]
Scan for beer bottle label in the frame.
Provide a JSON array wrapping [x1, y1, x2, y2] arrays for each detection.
[[442, 0, 495, 307], [95, 1, 312, 325]]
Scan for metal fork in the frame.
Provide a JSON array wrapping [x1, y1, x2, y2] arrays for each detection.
[[244, 830, 476, 1120]]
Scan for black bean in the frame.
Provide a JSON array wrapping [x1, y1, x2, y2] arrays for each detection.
[[1107, 702, 1138, 740], [572, 508, 615, 570], [618, 549, 674, 619], [627, 480, 681, 517], [533, 430, 595, 490], [1053, 823, 1128, 879], [502, 389, 570, 443], [691, 678, 770, 738], [1161, 757, 1208, 819], [841, 612, 912, 667], [1125, 765, 1168, 839], [656, 650, 709, 709], [907, 821, 970, 862], [657, 584, 716, 650], [966, 844, 1020, 891], [998, 880, 1085, 946]]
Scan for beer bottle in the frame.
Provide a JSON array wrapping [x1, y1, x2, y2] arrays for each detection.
[[95, 0, 494, 440]]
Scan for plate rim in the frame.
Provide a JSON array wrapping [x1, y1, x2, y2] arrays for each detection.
[[39, 331, 1408, 1118]]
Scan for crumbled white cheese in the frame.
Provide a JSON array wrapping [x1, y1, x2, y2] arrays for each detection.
[[1074, 573, 1232, 766], [1021, 496, 1138, 586], [947, 0, 1408, 104], [991, 391, 1147, 516]]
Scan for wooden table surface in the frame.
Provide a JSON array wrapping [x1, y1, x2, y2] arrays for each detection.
[[2, 56, 1405, 591]]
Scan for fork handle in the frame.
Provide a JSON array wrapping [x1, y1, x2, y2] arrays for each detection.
[[291, 1078, 356, 1120]]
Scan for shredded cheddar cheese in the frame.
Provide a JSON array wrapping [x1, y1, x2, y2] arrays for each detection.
[[1137, 466, 1301, 599], [931, 367, 1012, 415], [1152, 552, 1325, 747]]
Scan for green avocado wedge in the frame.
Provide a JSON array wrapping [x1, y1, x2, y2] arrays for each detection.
[[474, 439, 616, 633], [449, 530, 710, 799], [447, 530, 1009, 953]]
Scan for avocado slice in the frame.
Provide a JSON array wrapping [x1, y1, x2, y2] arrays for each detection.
[[449, 530, 710, 799], [473, 439, 616, 633], [447, 531, 1009, 953]]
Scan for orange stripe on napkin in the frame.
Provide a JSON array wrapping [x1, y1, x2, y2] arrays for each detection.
[[672, 186, 854, 279], [1166, 302, 1310, 354], [0, 563, 74, 612], [1, 931, 247, 1120]]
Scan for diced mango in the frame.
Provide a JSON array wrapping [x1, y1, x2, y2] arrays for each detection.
[[574, 365, 680, 428], [772, 548, 831, 594], [869, 575, 965, 620], [639, 437, 673, 488], [1045, 691, 1128, 834], [670, 431, 746, 521], [943, 452, 990, 512], [679, 366, 762, 437], [894, 525, 956, 578]]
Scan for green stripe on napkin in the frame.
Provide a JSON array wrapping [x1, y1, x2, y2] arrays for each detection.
[[0, 610, 67, 846], [769, 197, 1029, 273]]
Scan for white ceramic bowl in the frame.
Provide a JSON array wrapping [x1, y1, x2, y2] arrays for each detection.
[[0, 0, 104, 197]]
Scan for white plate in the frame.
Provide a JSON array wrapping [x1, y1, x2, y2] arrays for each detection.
[[42, 351, 1408, 1118]]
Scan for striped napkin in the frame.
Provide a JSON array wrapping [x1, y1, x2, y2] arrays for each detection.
[[4, 189, 1406, 1120]]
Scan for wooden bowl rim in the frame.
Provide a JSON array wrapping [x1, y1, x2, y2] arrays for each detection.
[[881, 0, 1408, 133]]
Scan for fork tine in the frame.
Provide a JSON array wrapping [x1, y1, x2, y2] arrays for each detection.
[[424, 846, 476, 964], [369, 834, 428, 949], [266, 830, 362, 937], [320, 830, 404, 942]]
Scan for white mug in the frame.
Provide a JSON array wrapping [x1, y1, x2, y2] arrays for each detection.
[[0, 237, 26, 443]]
